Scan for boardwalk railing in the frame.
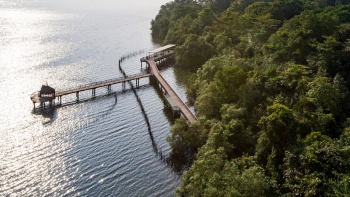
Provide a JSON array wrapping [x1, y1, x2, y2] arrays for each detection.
[[56, 73, 151, 96], [69, 73, 144, 90], [145, 59, 197, 123], [31, 45, 196, 124]]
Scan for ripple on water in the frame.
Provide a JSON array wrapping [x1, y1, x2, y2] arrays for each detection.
[[0, 0, 181, 196]]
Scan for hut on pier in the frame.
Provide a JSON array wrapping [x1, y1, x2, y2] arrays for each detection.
[[31, 85, 56, 108], [39, 85, 55, 101], [140, 44, 175, 64]]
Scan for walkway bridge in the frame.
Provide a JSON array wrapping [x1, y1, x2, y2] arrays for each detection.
[[31, 44, 197, 123], [141, 44, 197, 124], [146, 59, 197, 124], [31, 73, 150, 107], [56, 73, 151, 97]]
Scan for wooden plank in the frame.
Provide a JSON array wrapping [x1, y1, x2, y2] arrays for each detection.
[[146, 59, 197, 124], [31, 73, 151, 104], [31, 46, 196, 125], [148, 44, 175, 54], [56, 73, 151, 96], [142, 51, 174, 62]]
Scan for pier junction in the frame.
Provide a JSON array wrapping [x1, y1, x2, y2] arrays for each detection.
[[31, 45, 197, 123]]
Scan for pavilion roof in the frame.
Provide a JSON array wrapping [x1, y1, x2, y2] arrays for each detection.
[[40, 85, 55, 94], [148, 44, 175, 54]]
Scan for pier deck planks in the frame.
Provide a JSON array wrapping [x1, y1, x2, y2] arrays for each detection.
[[146, 59, 197, 124], [56, 73, 151, 96]]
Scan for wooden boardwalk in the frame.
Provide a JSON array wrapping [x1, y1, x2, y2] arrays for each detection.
[[56, 73, 151, 96], [146, 59, 197, 124], [31, 73, 151, 106], [31, 44, 197, 124], [140, 51, 174, 63]]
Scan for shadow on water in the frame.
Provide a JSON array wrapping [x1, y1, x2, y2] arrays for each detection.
[[150, 84, 178, 124], [32, 107, 57, 125], [119, 50, 195, 174], [169, 149, 195, 174], [119, 52, 161, 155], [151, 35, 164, 46], [152, 57, 197, 174], [173, 64, 191, 86], [156, 57, 175, 71], [31, 50, 191, 173], [118, 51, 189, 170], [30, 86, 148, 125], [158, 56, 193, 90]]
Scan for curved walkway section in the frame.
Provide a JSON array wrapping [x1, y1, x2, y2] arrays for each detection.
[[146, 59, 197, 124]]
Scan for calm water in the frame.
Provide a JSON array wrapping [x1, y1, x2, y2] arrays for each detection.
[[0, 0, 189, 196]]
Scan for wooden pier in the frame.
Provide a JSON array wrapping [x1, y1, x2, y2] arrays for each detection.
[[31, 44, 197, 123], [141, 44, 197, 124], [140, 45, 175, 66], [56, 73, 150, 97], [145, 59, 197, 124], [31, 73, 151, 108]]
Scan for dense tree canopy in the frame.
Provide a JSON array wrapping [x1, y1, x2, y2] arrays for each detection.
[[152, 0, 350, 196]]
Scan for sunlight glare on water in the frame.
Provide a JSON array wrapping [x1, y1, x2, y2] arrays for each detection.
[[0, 0, 182, 196]]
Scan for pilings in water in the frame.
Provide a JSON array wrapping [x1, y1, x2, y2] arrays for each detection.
[[58, 96, 62, 106], [107, 85, 112, 95], [120, 51, 180, 163], [38, 100, 54, 109], [32, 73, 151, 110], [119, 49, 146, 69], [31, 48, 175, 164], [118, 52, 165, 159]]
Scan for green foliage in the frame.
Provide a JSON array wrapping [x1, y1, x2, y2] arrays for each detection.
[[263, 5, 350, 64], [175, 34, 216, 70], [327, 174, 350, 196], [220, 104, 254, 157], [164, 15, 195, 45], [215, 66, 247, 103], [195, 82, 222, 119], [306, 77, 340, 115], [177, 148, 269, 196], [257, 104, 294, 176], [151, 0, 201, 42], [168, 117, 216, 172], [152, 1, 350, 196], [194, 65, 247, 119], [283, 132, 350, 196]]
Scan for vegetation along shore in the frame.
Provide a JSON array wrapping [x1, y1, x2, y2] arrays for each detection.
[[152, 0, 350, 196]]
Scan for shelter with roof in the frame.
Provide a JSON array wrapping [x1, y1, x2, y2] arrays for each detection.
[[30, 85, 56, 109], [141, 44, 175, 63], [39, 85, 56, 101]]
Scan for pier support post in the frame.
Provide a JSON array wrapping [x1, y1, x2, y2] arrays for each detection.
[[92, 88, 96, 98], [108, 85, 111, 95], [122, 81, 126, 91], [76, 92, 80, 102], [150, 75, 157, 85]]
